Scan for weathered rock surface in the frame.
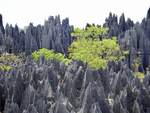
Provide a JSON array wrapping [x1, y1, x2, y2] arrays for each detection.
[[0, 57, 150, 113], [1, 8, 150, 70], [104, 8, 150, 71], [0, 15, 73, 55], [0, 8, 150, 70], [1, 7, 150, 113]]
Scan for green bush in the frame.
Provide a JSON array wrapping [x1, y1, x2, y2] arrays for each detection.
[[0, 53, 22, 71], [134, 72, 144, 82], [0, 53, 21, 63], [32, 48, 71, 65], [123, 50, 129, 56], [0, 65, 13, 71]]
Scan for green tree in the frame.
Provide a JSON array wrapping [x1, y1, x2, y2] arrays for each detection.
[[69, 26, 125, 70]]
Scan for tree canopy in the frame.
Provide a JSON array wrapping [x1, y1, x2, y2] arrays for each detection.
[[69, 26, 125, 70]]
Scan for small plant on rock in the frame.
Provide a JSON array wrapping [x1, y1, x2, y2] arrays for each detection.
[[134, 72, 144, 82], [0, 65, 13, 71], [0, 53, 22, 71]]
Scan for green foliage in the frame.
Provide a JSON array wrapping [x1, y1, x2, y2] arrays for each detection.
[[32, 48, 55, 61], [134, 72, 145, 82], [69, 36, 124, 70], [0, 65, 13, 71], [132, 56, 142, 72], [134, 57, 141, 66], [32, 48, 71, 65], [69, 26, 127, 70], [122, 50, 129, 56], [71, 25, 108, 39], [0, 53, 22, 71], [0, 53, 21, 63]]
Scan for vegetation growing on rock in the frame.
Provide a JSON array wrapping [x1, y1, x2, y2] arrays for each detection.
[[1, 8, 150, 113], [0, 53, 21, 63], [69, 26, 125, 70], [134, 72, 145, 81], [0, 65, 13, 71], [32, 48, 71, 65], [0, 53, 22, 71]]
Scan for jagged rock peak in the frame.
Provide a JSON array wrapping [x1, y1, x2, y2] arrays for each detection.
[[0, 14, 5, 34], [147, 7, 150, 19]]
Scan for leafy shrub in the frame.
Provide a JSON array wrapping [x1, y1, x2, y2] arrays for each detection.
[[0, 65, 13, 71], [134, 72, 144, 82], [0, 53, 21, 63], [0, 53, 22, 71], [32, 48, 71, 65], [123, 50, 129, 56], [131, 57, 142, 72]]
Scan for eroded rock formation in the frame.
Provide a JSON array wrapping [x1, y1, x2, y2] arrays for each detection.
[[0, 15, 73, 55], [1, 7, 150, 113], [0, 58, 150, 113]]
